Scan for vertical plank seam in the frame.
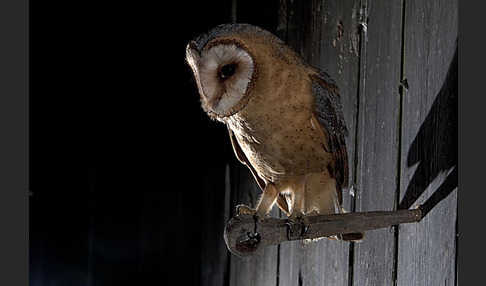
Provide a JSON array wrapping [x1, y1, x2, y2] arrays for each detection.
[[276, 243, 280, 286], [392, 1, 407, 286], [454, 191, 458, 286], [354, 0, 369, 211], [348, 1, 368, 285]]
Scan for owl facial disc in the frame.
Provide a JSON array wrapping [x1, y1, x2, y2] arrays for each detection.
[[186, 42, 255, 117]]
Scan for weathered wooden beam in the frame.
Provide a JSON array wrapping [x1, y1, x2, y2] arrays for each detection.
[[224, 208, 422, 257]]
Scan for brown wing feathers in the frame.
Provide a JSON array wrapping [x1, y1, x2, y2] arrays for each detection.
[[226, 70, 348, 212], [310, 71, 349, 204], [227, 128, 291, 215], [227, 128, 266, 191]]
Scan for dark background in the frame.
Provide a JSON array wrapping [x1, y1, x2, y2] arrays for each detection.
[[29, 1, 278, 285]]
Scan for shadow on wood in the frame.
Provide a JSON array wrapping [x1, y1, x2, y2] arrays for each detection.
[[399, 45, 458, 218]]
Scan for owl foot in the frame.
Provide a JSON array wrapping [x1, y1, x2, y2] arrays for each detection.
[[234, 205, 262, 247], [235, 204, 269, 221], [235, 204, 257, 216], [285, 216, 309, 240], [235, 204, 260, 231]]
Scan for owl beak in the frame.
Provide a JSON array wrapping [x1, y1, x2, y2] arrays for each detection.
[[207, 92, 223, 109]]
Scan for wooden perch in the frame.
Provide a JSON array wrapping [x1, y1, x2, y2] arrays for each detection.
[[224, 208, 423, 257]]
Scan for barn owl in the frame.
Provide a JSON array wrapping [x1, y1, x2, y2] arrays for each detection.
[[186, 24, 362, 241]]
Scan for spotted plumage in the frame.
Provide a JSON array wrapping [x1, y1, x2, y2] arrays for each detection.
[[186, 24, 362, 241]]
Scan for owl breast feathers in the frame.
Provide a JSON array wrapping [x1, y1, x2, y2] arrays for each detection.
[[186, 24, 352, 222]]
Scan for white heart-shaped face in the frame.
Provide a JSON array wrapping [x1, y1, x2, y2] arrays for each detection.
[[187, 43, 254, 116]]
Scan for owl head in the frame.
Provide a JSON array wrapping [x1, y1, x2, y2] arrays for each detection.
[[186, 24, 278, 119]]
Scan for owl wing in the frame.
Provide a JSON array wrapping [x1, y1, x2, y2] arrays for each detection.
[[310, 71, 349, 204], [227, 127, 266, 191], [227, 128, 291, 215]]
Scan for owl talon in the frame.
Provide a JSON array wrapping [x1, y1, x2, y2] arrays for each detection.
[[245, 213, 261, 243], [285, 216, 309, 240]]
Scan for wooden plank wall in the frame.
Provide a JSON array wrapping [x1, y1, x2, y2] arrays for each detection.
[[216, 0, 458, 286], [397, 1, 458, 285], [352, 1, 403, 285]]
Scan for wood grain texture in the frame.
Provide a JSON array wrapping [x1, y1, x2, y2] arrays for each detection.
[[351, 1, 403, 285], [397, 0, 458, 285], [276, 1, 361, 285], [224, 1, 458, 286]]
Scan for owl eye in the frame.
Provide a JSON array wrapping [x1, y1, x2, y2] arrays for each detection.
[[218, 63, 237, 80]]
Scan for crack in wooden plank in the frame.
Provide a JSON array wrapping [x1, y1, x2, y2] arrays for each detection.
[[393, 1, 407, 285]]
